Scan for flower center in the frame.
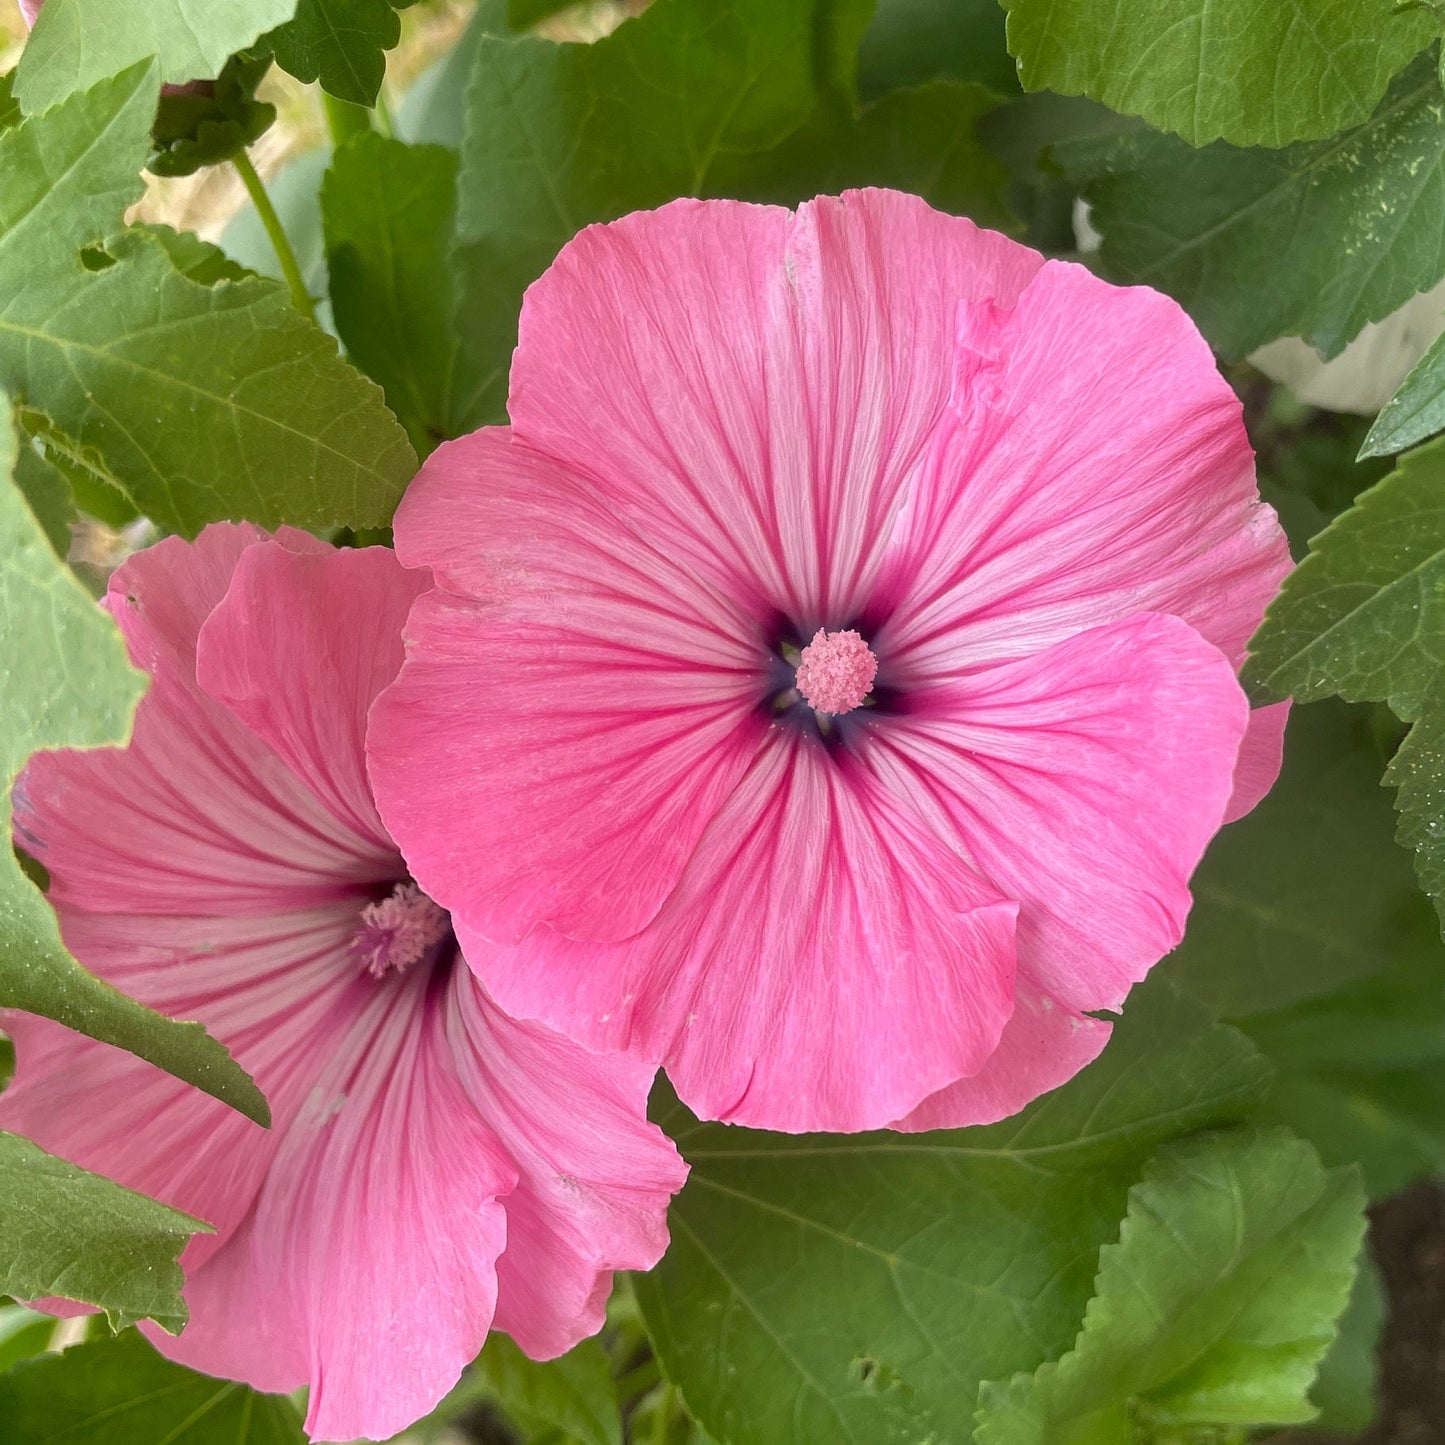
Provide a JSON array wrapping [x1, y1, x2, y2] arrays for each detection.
[[794, 628, 878, 715], [350, 882, 451, 979]]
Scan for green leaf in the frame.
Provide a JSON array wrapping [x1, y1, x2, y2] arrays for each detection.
[[974, 1130, 1366, 1442], [1061, 54, 1445, 362], [322, 133, 484, 450], [268, 0, 403, 105], [15, 0, 299, 114], [0, 1330, 306, 1442], [1167, 701, 1427, 1018], [452, 0, 1008, 426], [0, 72, 19, 131], [999, 0, 1433, 147], [0, 64, 416, 535], [0, 390, 267, 1124], [1236, 915, 1445, 1200], [706, 78, 1014, 230], [1247, 437, 1445, 718], [0, 1132, 209, 1332], [858, 0, 1020, 100], [507, 0, 576, 27], [635, 979, 1271, 1445], [1361, 324, 1445, 461], [474, 1334, 621, 1445], [1308, 1251, 1385, 1433]]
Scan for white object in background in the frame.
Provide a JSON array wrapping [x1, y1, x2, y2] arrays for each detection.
[[1072, 198, 1445, 416]]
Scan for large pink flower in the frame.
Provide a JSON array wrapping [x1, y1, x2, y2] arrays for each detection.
[[368, 189, 1290, 1136], [0, 526, 685, 1442]]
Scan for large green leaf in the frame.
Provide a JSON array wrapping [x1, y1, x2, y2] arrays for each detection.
[[0, 63, 415, 535], [999, 0, 1432, 147], [322, 133, 485, 450], [268, 0, 404, 105], [635, 979, 1271, 1445], [1247, 439, 1445, 924], [857, 0, 1019, 100], [1237, 927, 1445, 1200], [1167, 701, 1426, 1018], [0, 1131, 208, 1332], [0, 1331, 305, 1443], [450, 0, 1004, 428], [0, 391, 267, 1124], [14, 0, 298, 113], [974, 1130, 1365, 1442], [1061, 55, 1445, 362]]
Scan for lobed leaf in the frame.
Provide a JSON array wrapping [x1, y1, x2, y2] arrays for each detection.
[[1061, 55, 1445, 362], [0, 63, 415, 536], [636, 979, 1271, 1445], [451, 0, 1009, 427], [15, 0, 297, 113], [974, 1129, 1366, 1442], [1000, 0, 1433, 148], [322, 132, 486, 451], [0, 1330, 305, 1442], [268, 0, 405, 106], [0, 1131, 207, 1332]]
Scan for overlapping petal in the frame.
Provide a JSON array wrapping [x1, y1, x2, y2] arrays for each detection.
[[867, 613, 1251, 1014], [16, 525, 390, 917], [871, 263, 1287, 684], [464, 736, 1019, 1134], [5, 531, 683, 1440], [508, 189, 1043, 626], [375, 428, 764, 944]]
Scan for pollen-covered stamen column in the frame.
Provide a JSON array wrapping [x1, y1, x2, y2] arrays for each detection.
[[794, 628, 879, 716]]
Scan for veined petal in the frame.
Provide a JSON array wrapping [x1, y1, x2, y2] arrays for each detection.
[[154, 963, 516, 1443], [508, 189, 1044, 626], [445, 975, 686, 1358], [464, 736, 1019, 1134], [18, 526, 394, 917], [374, 429, 763, 944], [891, 980, 1111, 1132], [873, 262, 1289, 684], [868, 612, 1250, 1015], [197, 542, 429, 850]]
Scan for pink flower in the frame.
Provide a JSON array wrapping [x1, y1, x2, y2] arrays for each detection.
[[368, 190, 1290, 1136], [0, 526, 685, 1442]]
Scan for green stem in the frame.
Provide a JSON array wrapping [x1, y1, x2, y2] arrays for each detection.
[[232, 150, 316, 325], [373, 87, 396, 140], [322, 90, 373, 147]]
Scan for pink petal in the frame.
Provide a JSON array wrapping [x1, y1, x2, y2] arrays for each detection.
[[508, 190, 1044, 625], [373, 429, 764, 944], [18, 0, 41, 27], [873, 263, 1290, 686], [18, 526, 395, 918], [866, 612, 1250, 1015], [154, 963, 517, 1443], [1224, 699, 1291, 824], [464, 736, 1019, 1134], [196, 542, 429, 849], [446, 974, 687, 1358], [891, 981, 1111, 1132], [0, 907, 373, 1274]]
